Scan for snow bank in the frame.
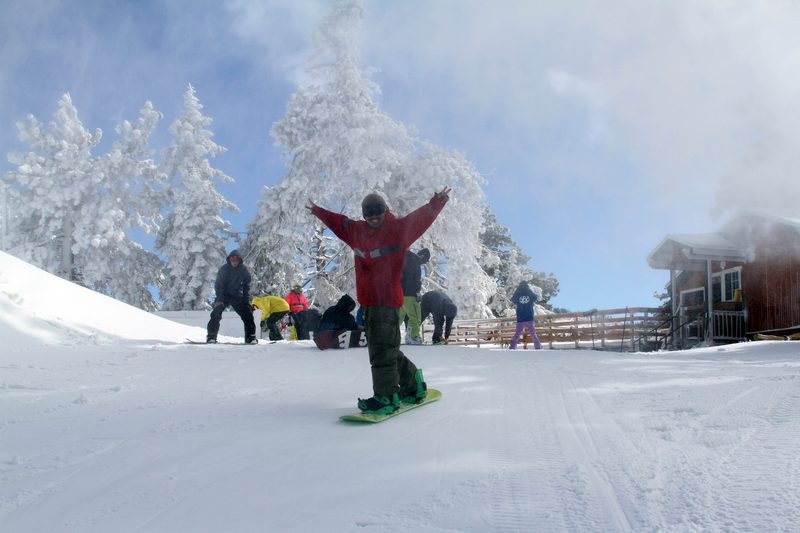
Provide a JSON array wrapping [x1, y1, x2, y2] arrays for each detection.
[[0, 251, 204, 345]]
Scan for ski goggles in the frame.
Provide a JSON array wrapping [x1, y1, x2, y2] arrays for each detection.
[[362, 204, 386, 217]]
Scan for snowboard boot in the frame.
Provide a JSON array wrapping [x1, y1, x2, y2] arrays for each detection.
[[246, 336, 258, 345], [401, 368, 427, 404], [357, 392, 400, 415], [405, 336, 422, 345], [206, 337, 217, 344]]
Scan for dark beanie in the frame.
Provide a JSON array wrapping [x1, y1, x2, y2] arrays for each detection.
[[361, 193, 387, 209]]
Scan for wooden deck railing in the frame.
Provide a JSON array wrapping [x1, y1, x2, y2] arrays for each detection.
[[421, 307, 669, 351]]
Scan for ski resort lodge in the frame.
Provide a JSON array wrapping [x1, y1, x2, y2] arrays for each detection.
[[647, 209, 800, 347]]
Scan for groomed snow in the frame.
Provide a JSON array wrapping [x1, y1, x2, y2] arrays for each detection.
[[1, 250, 799, 532]]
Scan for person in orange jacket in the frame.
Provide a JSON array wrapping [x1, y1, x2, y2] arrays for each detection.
[[285, 284, 310, 340]]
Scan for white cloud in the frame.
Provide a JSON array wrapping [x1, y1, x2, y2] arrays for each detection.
[[359, 0, 800, 221], [225, 0, 325, 85]]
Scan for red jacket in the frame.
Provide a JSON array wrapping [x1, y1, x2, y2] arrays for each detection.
[[311, 197, 447, 308], [285, 291, 308, 314]]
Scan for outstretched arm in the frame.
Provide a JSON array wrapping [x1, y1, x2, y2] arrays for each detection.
[[433, 186, 451, 203], [397, 186, 452, 246], [306, 199, 353, 245]]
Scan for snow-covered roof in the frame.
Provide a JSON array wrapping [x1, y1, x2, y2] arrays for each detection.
[[648, 209, 800, 272], [647, 233, 746, 271]]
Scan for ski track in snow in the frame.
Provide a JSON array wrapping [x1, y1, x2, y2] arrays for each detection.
[[2, 340, 800, 532]]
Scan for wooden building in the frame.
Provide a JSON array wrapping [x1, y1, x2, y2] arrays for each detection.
[[647, 210, 800, 346]]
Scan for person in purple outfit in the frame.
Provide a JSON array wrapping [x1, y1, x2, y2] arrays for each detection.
[[509, 281, 542, 350]]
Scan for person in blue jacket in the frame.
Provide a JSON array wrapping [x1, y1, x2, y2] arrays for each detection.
[[509, 281, 542, 350]]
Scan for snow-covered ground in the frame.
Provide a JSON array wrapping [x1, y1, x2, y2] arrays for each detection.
[[1, 250, 799, 532]]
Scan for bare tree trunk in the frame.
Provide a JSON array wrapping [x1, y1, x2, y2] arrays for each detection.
[[61, 214, 74, 280]]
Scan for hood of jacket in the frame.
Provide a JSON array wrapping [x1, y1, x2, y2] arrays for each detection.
[[226, 249, 243, 266], [335, 294, 356, 313]]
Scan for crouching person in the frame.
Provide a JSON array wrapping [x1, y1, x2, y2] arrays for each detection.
[[420, 290, 458, 345], [252, 295, 290, 341], [314, 294, 365, 350]]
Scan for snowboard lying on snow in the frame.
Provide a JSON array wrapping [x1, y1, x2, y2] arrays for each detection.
[[314, 329, 367, 350], [185, 339, 266, 345], [340, 388, 442, 423]]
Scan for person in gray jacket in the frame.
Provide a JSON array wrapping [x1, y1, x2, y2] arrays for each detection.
[[206, 249, 256, 344]]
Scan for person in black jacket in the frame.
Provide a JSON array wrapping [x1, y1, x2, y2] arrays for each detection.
[[318, 294, 359, 332], [420, 290, 458, 345], [400, 248, 430, 345], [206, 249, 256, 344], [314, 294, 364, 350]]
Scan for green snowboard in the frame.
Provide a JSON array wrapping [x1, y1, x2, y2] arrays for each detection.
[[340, 388, 442, 423]]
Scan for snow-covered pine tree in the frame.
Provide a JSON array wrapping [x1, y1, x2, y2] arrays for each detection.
[[0, 182, 18, 252], [391, 143, 496, 318], [157, 85, 238, 311], [3, 94, 102, 279], [246, 0, 495, 316], [76, 102, 165, 310], [4, 96, 167, 310], [245, 0, 413, 306], [479, 206, 559, 315]]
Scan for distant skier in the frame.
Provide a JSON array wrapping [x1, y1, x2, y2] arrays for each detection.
[[420, 290, 458, 345], [307, 187, 450, 414], [206, 250, 257, 344], [509, 281, 542, 350]]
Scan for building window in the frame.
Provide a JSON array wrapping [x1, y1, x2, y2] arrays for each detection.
[[680, 287, 705, 308], [712, 267, 742, 302]]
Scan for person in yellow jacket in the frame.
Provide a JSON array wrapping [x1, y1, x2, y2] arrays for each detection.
[[252, 295, 290, 341]]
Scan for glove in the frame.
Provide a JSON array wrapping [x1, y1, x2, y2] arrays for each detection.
[[432, 186, 451, 203]]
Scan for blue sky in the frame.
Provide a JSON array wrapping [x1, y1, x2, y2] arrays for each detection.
[[2, 0, 799, 312]]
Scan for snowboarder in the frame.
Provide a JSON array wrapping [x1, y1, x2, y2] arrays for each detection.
[[400, 248, 430, 345], [207, 249, 257, 344], [509, 281, 542, 350], [307, 187, 451, 414], [420, 290, 458, 345], [252, 295, 291, 341]]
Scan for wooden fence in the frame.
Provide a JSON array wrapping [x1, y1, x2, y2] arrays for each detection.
[[421, 307, 669, 351]]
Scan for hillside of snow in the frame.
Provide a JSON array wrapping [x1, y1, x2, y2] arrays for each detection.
[[1, 250, 799, 532]]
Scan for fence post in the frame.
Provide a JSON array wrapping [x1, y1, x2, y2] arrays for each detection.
[[620, 307, 629, 352], [600, 313, 606, 349], [573, 315, 579, 349]]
